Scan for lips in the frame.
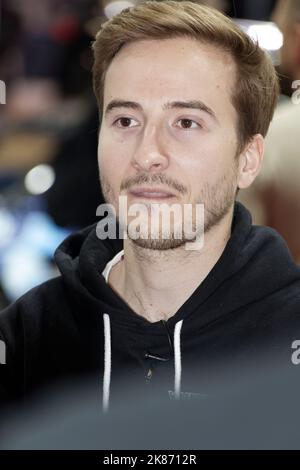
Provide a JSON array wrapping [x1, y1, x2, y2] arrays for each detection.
[[129, 187, 176, 199]]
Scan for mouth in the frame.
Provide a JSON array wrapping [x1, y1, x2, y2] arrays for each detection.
[[128, 187, 177, 200]]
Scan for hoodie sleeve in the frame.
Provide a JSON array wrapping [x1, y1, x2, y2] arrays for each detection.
[[0, 300, 25, 404], [0, 276, 66, 406]]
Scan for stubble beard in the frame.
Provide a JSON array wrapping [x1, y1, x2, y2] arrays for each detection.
[[100, 169, 238, 251]]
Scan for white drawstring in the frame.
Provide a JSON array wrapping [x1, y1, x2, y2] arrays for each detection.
[[102, 314, 184, 409], [102, 251, 184, 408], [103, 313, 111, 412], [174, 320, 183, 400]]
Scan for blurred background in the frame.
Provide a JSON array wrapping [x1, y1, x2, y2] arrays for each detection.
[[0, 0, 299, 309]]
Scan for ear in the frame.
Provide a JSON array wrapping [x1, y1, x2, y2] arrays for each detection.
[[237, 134, 264, 189]]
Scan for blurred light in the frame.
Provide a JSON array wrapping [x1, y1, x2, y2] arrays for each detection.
[[235, 20, 283, 66], [0, 209, 16, 247], [235, 20, 283, 51], [104, 1, 134, 19], [24, 164, 55, 195], [2, 246, 57, 301], [0, 211, 71, 301], [247, 23, 283, 51]]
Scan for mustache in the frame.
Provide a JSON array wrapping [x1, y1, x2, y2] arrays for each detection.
[[120, 173, 188, 195]]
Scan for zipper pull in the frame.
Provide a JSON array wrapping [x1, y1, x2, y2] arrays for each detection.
[[145, 368, 153, 384]]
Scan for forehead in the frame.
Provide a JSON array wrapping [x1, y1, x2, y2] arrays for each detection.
[[103, 37, 237, 121], [103, 37, 237, 124]]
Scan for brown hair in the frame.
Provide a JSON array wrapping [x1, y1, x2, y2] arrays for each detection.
[[92, 0, 279, 153]]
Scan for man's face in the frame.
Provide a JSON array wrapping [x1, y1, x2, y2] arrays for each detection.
[[98, 37, 240, 249]]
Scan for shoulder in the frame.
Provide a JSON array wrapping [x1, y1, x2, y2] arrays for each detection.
[[0, 276, 68, 339]]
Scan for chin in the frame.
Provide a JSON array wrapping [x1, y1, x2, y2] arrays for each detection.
[[129, 237, 187, 251]]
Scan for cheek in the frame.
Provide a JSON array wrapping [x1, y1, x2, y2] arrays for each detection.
[[180, 135, 237, 189], [177, 139, 234, 175], [98, 141, 131, 197]]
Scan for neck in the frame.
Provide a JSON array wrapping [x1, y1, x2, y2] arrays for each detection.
[[109, 206, 234, 323]]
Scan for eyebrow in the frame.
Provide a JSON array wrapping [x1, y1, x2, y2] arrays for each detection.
[[104, 99, 219, 124]]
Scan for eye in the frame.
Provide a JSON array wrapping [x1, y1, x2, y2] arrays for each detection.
[[113, 117, 139, 128], [175, 119, 202, 129]]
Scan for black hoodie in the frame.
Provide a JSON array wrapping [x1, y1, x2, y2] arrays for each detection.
[[1, 202, 300, 410]]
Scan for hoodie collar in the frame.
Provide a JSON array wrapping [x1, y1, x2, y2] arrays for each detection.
[[54, 202, 300, 329]]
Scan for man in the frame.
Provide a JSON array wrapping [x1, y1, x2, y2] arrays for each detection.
[[1, 1, 300, 414], [238, 0, 300, 261]]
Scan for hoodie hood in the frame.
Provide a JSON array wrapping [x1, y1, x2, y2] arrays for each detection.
[[54, 202, 300, 411], [2, 203, 300, 414], [54, 201, 300, 330]]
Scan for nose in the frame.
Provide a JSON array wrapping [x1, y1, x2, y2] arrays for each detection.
[[131, 124, 169, 173]]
